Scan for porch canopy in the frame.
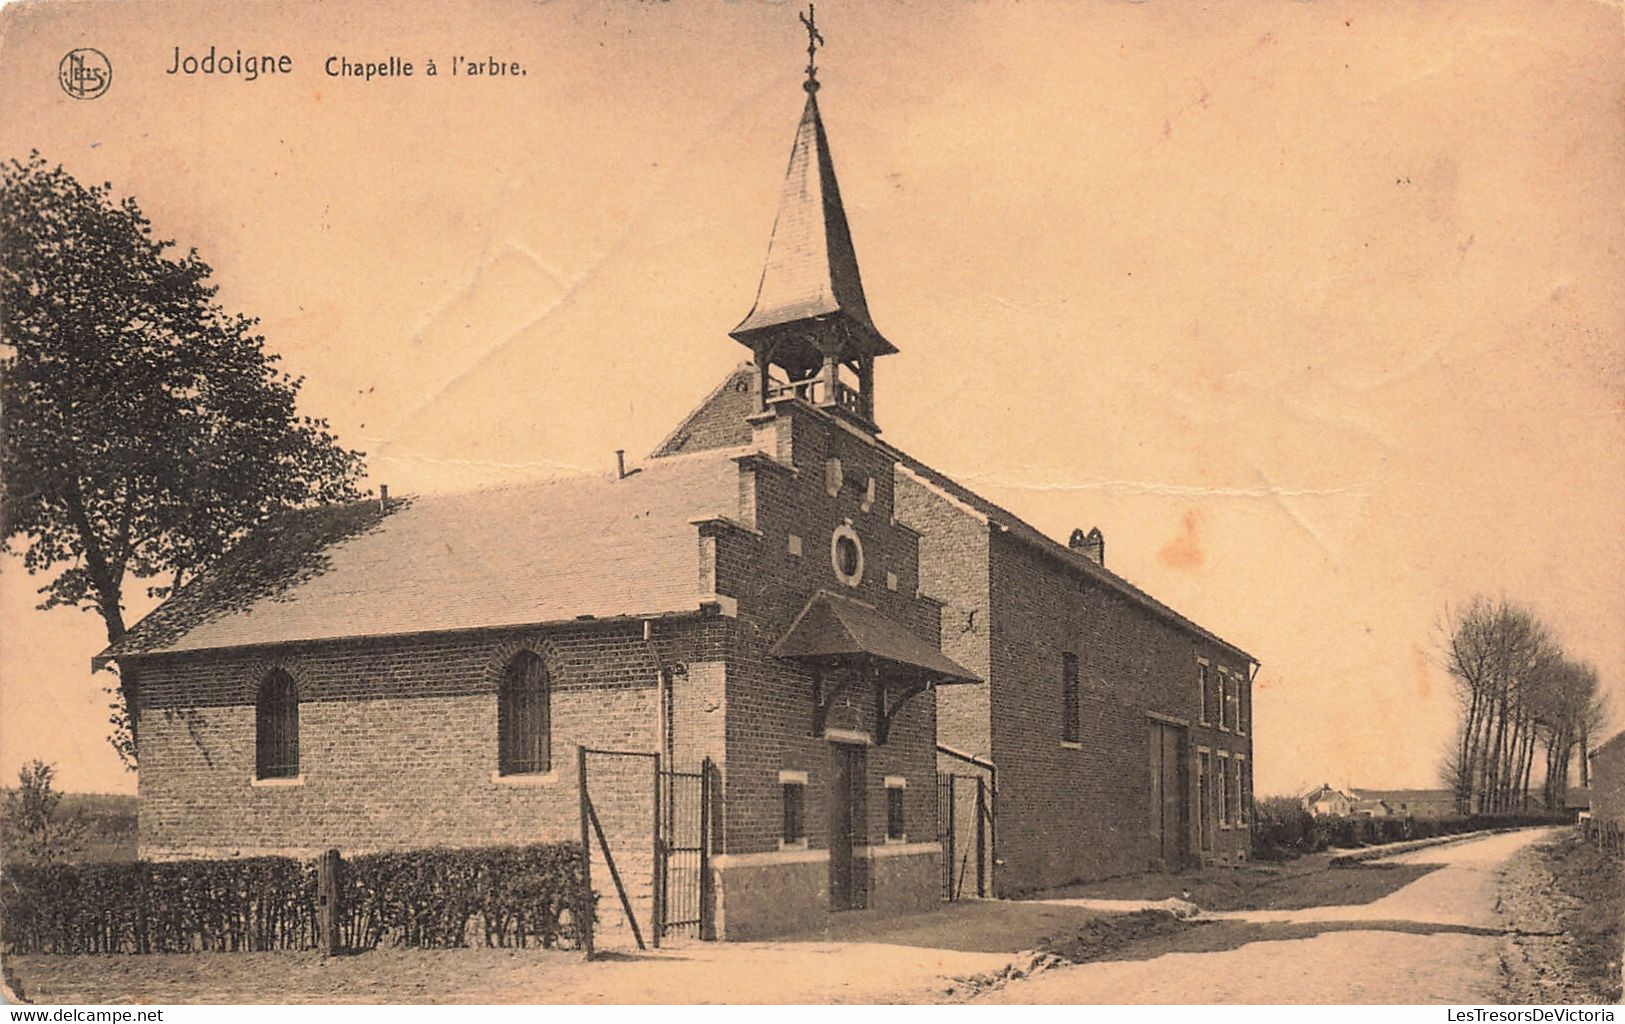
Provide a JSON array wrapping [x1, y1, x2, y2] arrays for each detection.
[[772, 591, 978, 742]]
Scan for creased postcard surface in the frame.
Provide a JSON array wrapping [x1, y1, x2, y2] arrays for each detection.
[[0, 0, 1620, 1006]]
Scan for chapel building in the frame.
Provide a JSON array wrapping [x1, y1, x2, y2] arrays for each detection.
[[102, 29, 1256, 941]]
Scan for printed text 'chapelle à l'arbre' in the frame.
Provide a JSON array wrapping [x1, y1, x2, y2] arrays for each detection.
[[165, 46, 525, 81]]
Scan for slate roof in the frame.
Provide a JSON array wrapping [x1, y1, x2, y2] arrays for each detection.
[[887, 445, 1258, 664], [1304, 784, 1354, 803], [1593, 730, 1625, 760], [100, 448, 748, 660], [772, 590, 978, 683], [731, 93, 895, 359]]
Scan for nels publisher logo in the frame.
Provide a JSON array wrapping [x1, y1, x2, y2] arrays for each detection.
[[59, 48, 112, 100]]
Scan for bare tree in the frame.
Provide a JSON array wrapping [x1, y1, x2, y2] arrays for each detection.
[[1439, 596, 1594, 815]]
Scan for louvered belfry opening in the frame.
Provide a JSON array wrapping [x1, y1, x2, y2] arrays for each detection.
[[255, 669, 300, 779], [498, 651, 551, 775]]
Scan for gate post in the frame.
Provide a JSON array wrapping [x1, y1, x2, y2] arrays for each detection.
[[577, 745, 595, 959], [316, 847, 341, 956], [975, 778, 987, 899], [651, 754, 663, 949], [699, 757, 716, 941]]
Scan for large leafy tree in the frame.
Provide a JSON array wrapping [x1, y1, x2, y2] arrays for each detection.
[[1, 153, 366, 766]]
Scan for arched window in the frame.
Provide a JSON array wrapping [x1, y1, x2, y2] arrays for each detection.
[[256, 670, 299, 779], [499, 651, 550, 775]]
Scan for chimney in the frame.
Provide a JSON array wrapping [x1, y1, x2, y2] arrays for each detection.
[[1068, 526, 1104, 566]]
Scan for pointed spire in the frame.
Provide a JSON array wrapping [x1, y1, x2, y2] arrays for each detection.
[[730, 92, 891, 357], [732, 6, 896, 399]]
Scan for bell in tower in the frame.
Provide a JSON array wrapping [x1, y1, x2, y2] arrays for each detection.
[[730, 4, 896, 432]]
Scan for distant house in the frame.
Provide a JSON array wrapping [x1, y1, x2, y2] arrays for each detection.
[[1561, 786, 1590, 815], [1303, 784, 1356, 817], [1350, 789, 1457, 819], [1349, 797, 1394, 818], [1589, 731, 1625, 830]]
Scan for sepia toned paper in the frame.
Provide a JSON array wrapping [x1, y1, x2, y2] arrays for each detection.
[[0, 0, 1620, 1007]]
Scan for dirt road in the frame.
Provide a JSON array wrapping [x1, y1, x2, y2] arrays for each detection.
[[979, 827, 1560, 1004]]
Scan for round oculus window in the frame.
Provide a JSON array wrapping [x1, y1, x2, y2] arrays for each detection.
[[831, 524, 864, 587]]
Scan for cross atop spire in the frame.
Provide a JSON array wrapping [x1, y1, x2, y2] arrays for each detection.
[[799, 4, 824, 92]]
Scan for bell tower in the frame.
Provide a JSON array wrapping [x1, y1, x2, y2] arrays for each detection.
[[731, 4, 896, 432]]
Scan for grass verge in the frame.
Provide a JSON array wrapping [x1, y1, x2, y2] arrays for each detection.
[[1543, 832, 1622, 1003]]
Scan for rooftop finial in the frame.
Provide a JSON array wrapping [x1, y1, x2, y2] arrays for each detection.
[[799, 3, 824, 93]]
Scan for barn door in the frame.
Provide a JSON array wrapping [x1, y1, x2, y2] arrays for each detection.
[[1148, 721, 1189, 868]]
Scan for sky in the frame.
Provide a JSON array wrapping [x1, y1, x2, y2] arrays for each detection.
[[0, 0, 1621, 798]]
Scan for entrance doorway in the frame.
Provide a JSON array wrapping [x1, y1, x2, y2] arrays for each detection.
[[828, 742, 868, 910], [1148, 720, 1189, 868]]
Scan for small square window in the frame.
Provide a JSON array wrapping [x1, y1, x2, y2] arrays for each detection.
[[886, 786, 905, 841], [782, 782, 805, 844]]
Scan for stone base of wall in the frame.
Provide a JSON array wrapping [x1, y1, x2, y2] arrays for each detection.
[[865, 843, 942, 915], [1198, 836, 1251, 866], [713, 849, 830, 941], [712, 843, 941, 941]]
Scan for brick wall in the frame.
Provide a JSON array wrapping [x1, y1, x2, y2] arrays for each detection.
[[1591, 735, 1625, 829], [987, 530, 1252, 892], [898, 465, 1254, 896], [896, 470, 992, 762], [650, 365, 757, 458], [134, 619, 726, 860], [716, 400, 942, 863]]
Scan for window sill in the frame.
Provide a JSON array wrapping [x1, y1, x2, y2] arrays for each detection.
[[492, 770, 558, 787], [884, 834, 909, 845], [1059, 741, 1082, 750], [250, 774, 304, 788], [779, 837, 809, 852]]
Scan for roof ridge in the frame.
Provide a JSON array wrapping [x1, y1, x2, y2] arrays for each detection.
[[389, 444, 755, 502], [882, 436, 1257, 663]]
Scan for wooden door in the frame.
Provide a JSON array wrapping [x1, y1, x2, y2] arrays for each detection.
[[1148, 721, 1189, 867], [829, 743, 866, 910]]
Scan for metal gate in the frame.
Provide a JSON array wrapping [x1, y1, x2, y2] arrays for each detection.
[[938, 772, 992, 900], [658, 760, 713, 941], [576, 746, 713, 958]]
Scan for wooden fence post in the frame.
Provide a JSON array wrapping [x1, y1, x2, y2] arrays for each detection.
[[316, 847, 341, 956]]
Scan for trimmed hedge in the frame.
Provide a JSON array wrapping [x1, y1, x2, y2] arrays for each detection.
[[1, 841, 589, 954], [1252, 801, 1573, 861], [0, 857, 315, 953], [338, 844, 589, 950]]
